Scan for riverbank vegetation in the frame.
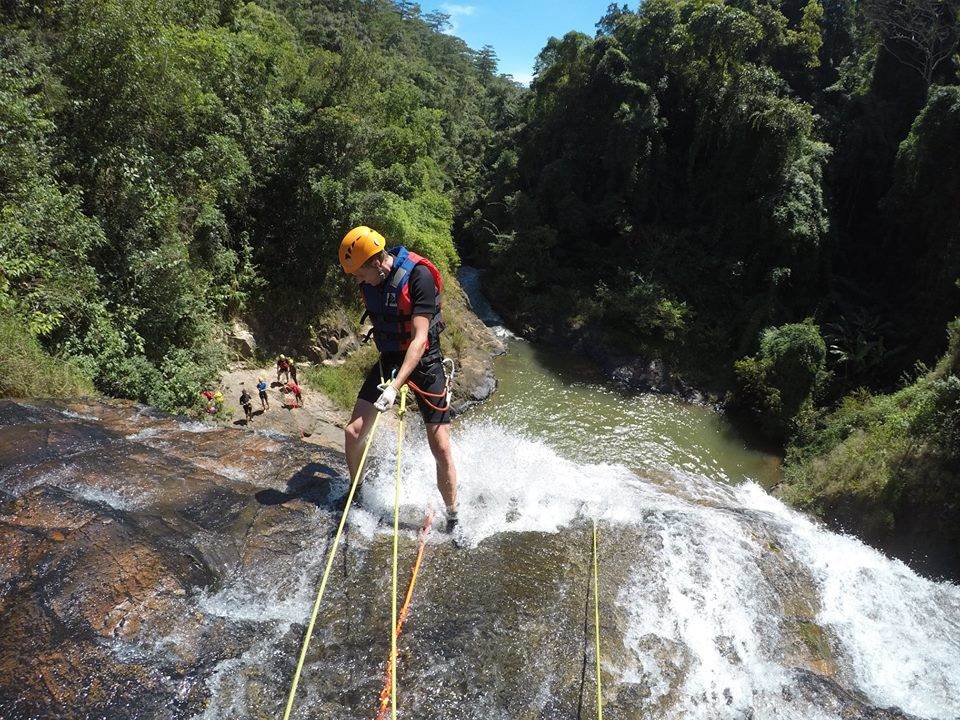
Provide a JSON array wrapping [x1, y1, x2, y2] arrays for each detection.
[[0, 315, 95, 398], [783, 322, 960, 576], [0, 0, 519, 411]]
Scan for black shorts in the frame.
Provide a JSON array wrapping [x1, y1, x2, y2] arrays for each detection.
[[258, 390, 268, 400], [358, 356, 450, 424]]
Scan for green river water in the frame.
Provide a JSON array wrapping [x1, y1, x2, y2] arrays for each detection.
[[461, 279, 781, 490]]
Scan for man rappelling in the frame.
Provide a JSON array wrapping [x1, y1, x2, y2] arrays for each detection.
[[338, 225, 459, 534]]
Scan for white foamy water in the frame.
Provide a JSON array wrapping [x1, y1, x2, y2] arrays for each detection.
[[358, 419, 636, 545], [738, 484, 960, 718], [16, 464, 143, 510], [71, 485, 137, 510], [198, 520, 337, 626], [59, 408, 100, 420], [126, 427, 161, 441], [253, 427, 290, 445], [177, 420, 218, 433], [189, 503, 350, 720], [354, 418, 960, 719]]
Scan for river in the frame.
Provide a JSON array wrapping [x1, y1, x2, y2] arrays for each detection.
[[2, 273, 959, 720], [328, 270, 960, 719]]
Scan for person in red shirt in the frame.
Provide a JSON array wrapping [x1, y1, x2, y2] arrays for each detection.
[[276, 354, 290, 384], [200, 389, 216, 414], [286, 380, 303, 408]]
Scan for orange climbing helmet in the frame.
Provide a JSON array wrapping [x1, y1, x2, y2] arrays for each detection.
[[339, 226, 386, 273]]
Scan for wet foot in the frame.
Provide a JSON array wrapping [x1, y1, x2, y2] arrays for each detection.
[[445, 510, 458, 534]]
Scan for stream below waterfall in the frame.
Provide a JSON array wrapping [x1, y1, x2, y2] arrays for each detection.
[[1, 271, 959, 720]]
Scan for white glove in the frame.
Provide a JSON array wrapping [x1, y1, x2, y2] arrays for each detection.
[[374, 385, 398, 412]]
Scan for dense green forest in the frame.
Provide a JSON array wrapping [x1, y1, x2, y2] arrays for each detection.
[[455, 0, 959, 568], [463, 0, 958, 399], [0, 0, 519, 408], [1, 0, 958, 568]]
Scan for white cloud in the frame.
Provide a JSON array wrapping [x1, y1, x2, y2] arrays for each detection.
[[440, 3, 476, 32], [442, 3, 476, 16], [505, 70, 533, 87]]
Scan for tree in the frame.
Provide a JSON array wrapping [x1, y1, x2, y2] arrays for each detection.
[[732, 320, 828, 442], [395, 1, 420, 20], [476, 44, 498, 79], [863, 0, 960, 83], [423, 10, 450, 32]]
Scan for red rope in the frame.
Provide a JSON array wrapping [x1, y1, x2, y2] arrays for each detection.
[[405, 381, 450, 413], [373, 511, 434, 720]]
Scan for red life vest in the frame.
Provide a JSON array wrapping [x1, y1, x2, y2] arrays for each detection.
[[361, 247, 445, 356]]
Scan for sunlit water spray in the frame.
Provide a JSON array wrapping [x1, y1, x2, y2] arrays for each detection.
[[346, 414, 960, 719]]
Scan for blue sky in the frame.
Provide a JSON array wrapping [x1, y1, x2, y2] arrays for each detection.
[[419, 1, 624, 84]]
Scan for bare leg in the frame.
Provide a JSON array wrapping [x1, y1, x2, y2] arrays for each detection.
[[344, 399, 379, 483], [425, 422, 457, 512]]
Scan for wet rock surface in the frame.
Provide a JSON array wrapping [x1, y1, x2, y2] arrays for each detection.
[[0, 399, 925, 719], [0, 399, 341, 719]]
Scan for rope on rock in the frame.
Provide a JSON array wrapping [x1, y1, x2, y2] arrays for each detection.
[[390, 386, 409, 720], [281, 411, 384, 720], [592, 517, 604, 720], [375, 509, 434, 720]]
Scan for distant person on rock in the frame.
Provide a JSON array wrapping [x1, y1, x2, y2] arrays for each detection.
[[338, 225, 459, 534], [289, 358, 298, 384], [239, 387, 253, 423], [277, 354, 290, 384], [201, 389, 216, 414], [257, 377, 269, 410], [286, 380, 303, 408], [211, 390, 224, 415]]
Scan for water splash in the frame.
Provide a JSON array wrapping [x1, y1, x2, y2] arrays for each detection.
[[355, 417, 960, 718], [737, 484, 960, 718]]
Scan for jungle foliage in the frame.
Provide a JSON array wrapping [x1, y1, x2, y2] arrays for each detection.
[[0, 0, 520, 411], [463, 0, 959, 401], [451, 0, 959, 567]]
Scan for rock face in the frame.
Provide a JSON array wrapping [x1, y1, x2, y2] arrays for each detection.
[[0, 399, 342, 719], [0, 400, 926, 720], [227, 320, 257, 359]]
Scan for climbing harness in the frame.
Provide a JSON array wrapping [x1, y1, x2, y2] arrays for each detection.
[[375, 510, 434, 720], [592, 518, 604, 720], [379, 357, 456, 413], [281, 411, 384, 720]]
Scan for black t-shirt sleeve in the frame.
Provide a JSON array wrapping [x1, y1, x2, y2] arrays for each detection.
[[408, 264, 438, 316]]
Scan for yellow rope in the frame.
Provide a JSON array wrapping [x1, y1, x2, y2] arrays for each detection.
[[592, 518, 603, 720], [281, 411, 384, 720], [392, 386, 408, 720]]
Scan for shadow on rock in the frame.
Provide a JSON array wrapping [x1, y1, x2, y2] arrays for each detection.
[[255, 461, 341, 508]]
